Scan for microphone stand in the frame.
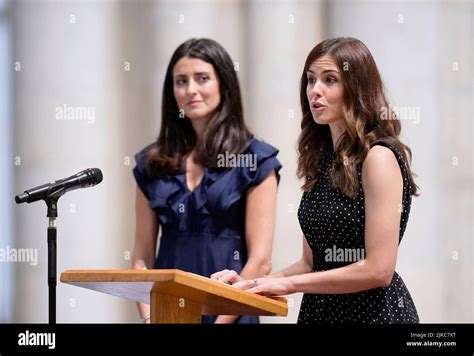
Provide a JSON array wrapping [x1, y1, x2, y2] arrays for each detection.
[[45, 197, 59, 325], [15, 168, 103, 325]]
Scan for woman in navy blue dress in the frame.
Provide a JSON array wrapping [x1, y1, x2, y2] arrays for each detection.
[[131, 38, 282, 324]]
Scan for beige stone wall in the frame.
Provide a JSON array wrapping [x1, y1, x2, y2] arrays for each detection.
[[4, 0, 472, 323]]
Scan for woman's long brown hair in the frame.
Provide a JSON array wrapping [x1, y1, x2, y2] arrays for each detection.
[[297, 37, 418, 197]]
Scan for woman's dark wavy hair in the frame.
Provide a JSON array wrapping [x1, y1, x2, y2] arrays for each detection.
[[146, 38, 251, 177], [297, 37, 419, 197]]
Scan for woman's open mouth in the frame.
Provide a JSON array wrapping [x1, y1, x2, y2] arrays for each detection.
[[311, 101, 326, 114]]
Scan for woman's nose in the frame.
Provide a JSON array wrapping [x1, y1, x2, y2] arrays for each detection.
[[186, 79, 198, 95], [310, 80, 323, 97]]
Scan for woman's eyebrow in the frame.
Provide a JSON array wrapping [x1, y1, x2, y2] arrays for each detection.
[[321, 69, 339, 74], [173, 71, 211, 78], [307, 68, 340, 74]]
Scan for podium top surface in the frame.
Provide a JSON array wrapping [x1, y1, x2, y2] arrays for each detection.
[[61, 269, 288, 317]]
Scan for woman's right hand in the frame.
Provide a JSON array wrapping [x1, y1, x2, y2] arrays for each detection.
[[210, 269, 243, 285]]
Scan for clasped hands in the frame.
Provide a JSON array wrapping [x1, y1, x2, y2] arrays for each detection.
[[210, 269, 294, 296]]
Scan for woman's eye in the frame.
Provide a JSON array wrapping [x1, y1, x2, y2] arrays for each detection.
[[326, 76, 337, 83], [199, 76, 209, 82], [307, 77, 315, 85], [175, 79, 186, 86]]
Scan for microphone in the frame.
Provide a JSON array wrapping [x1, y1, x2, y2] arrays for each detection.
[[15, 168, 103, 204]]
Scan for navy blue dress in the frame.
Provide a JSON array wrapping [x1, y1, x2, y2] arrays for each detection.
[[133, 137, 282, 324]]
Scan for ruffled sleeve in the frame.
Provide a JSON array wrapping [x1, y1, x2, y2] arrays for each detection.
[[132, 143, 155, 201], [241, 137, 282, 188]]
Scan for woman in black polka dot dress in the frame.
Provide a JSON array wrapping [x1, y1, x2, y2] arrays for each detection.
[[211, 37, 419, 324]]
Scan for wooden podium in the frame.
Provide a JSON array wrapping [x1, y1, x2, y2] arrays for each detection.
[[60, 269, 288, 323]]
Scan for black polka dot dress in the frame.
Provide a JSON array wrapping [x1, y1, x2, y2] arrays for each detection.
[[297, 141, 419, 324]]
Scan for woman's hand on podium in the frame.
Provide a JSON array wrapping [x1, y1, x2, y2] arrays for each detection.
[[232, 276, 294, 296], [211, 269, 294, 296], [210, 269, 243, 285]]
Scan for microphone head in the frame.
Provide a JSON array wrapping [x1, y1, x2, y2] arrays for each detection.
[[89, 168, 103, 185]]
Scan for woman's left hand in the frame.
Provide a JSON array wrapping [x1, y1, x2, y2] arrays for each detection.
[[232, 276, 295, 296]]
